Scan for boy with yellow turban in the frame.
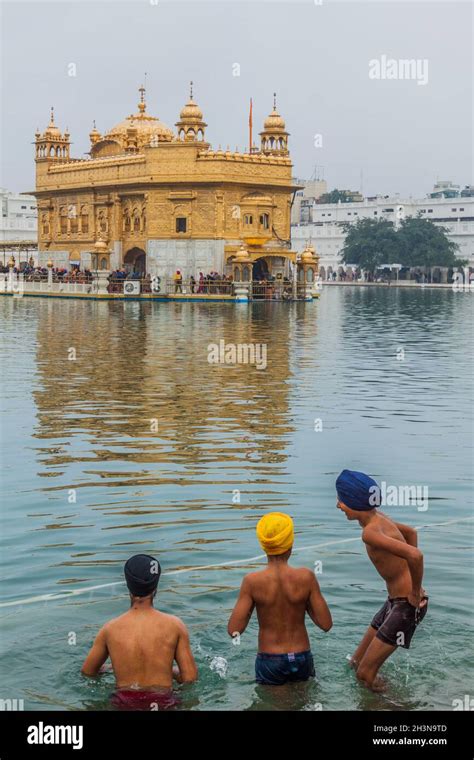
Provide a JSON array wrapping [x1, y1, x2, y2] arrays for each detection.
[[227, 512, 332, 686]]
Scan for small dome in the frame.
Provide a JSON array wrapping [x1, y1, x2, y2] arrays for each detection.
[[263, 93, 286, 131], [264, 108, 286, 131], [44, 107, 61, 137], [179, 98, 203, 121]]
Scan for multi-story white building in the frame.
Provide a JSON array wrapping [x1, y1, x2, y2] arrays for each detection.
[[292, 186, 474, 277], [0, 189, 37, 242], [291, 176, 328, 225]]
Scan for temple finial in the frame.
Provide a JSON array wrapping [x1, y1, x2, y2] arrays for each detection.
[[138, 83, 146, 113], [273, 92, 277, 110], [190, 80, 194, 99]]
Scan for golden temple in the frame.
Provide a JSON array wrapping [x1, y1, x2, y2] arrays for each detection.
[[32, 84, 305, 283]]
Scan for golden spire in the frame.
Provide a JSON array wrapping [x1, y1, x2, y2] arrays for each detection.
[[138, 84, 146, 114], [273, 92, 277, 111], [49, 106, 55, 127], [190, 80, 194, 100]]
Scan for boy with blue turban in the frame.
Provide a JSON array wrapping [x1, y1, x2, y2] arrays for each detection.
[[227, 512, 332, 685], [336, 470, 428, 691]]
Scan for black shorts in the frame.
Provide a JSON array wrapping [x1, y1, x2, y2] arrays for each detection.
[[255, 650, 315, 686], [370, 596, 429, 649]]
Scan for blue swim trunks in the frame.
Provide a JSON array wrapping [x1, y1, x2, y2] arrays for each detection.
[[255, 650, 315, 686]]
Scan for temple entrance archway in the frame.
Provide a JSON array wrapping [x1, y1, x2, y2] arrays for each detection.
[[123, 247, 146, 274], [252, 257, 270, 281]]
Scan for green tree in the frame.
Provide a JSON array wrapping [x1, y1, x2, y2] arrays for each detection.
[[397, 216, 464, 267], [341, 215, 466, 274], [317, 189, 357, 204], [341, 218, 399, 273]]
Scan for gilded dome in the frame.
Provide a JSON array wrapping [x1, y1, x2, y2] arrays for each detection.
[[44, 107, 61, 137], [263, 93, 286, 131], [263, 107, 286, 131], [106, 114, 173, 145], [101, 86, 174, 150], [179, 98, 203, 121]]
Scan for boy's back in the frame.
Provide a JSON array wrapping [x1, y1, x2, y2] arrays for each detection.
[[104, 608, 185, 688], [247, 565, 318, 653], [227, 512, 332, 686]]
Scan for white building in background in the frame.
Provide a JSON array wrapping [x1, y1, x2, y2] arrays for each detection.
[[0, 189, 37, 241], [291, 186, 474, 277], [291, 176, 328, 225]]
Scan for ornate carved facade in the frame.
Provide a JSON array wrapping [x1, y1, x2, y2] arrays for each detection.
[[33, 85, 300, 278]]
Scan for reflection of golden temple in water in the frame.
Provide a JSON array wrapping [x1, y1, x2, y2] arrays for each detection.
[[31, 301, 316, 490]]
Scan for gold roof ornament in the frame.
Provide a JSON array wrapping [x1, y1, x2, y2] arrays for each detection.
[[103, 85, 174, 149], [93, 237, 109, 254], [89, 120, 101, 144], [300, 243, 318, 264], [234, 244, 252, 263], [175, 81, 207, 141], [44, 106, 62, 138], [179, 81, 204, 120], [259, 93, 289, 156], [138, 83, 147, 114], [263, 93, 286, 131]]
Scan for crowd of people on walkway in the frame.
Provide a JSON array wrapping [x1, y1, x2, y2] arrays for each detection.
[[0, 262, 94, 283], [173, 271, 233, 295]]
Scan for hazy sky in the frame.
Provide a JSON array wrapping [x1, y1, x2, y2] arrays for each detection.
[[2, 0, 472, 197]]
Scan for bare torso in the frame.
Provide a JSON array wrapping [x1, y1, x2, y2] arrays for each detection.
[[104, 608, 181, 689], [364, 512, 413, 597], [248, 565, 313, 653]]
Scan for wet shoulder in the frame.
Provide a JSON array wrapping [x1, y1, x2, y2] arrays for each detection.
[[155, 611, 187, 633], [290, 566, 315, 588], [378, 512, 406, 540]]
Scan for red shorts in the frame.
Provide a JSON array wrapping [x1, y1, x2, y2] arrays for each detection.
[[111, 688, 180, 711]]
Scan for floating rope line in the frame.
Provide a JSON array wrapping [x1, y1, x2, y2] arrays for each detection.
[[0, 516, 472, 609]]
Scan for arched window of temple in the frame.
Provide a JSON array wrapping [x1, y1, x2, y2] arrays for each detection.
[[80, 207, 89, 234], [70, 212, 79, 234], [100, 257, 108, 270], [244, 214, 253, 225], [259, 213, 269, 229], [59, 208, 68, 235], [133, 209, 140, 232], [123, 211, 131, 233]]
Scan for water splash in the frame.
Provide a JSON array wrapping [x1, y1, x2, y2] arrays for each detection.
[[210, 656, 228, 679]]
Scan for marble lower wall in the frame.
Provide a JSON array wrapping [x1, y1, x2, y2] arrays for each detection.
[[147, 239, 226, 279]]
